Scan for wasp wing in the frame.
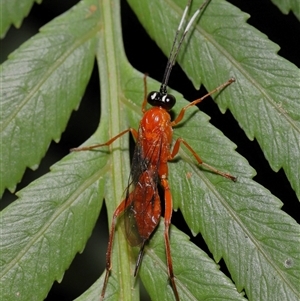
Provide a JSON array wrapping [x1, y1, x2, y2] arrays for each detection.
[[124, 131, 163, 247]]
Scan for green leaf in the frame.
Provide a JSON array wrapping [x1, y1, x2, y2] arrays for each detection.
[[0, 0, 42, 38], [123, 75, 300, 300], [127, 0, 300, 200], [0, 134, 105, 301], [75, 223, 247, 301], [141, 222, 247, 301], [1, 0, 135, 300], [1, 0, 299, 301], [170, 102, 300, 300], [0, 0, 97, 196], [269, 0, 300, 20]]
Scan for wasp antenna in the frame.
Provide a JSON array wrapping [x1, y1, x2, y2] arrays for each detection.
[[160, 0, 211, 94], [160, 0, 192, 94], [184, 0, 210, 34], [178, 0, 192, 32]]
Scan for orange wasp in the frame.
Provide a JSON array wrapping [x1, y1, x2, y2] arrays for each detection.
[[72, 0, 236, 300]]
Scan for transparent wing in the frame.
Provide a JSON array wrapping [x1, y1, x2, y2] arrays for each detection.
[[124, 132, 163, 246]]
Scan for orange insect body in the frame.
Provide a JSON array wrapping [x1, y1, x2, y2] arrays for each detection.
[[124, 106, 173, 253], [124, 107, 174, 248], [140, 107, 172, 176], [71, 1, 236, 300], [125, 170, 161, 246], [73, 71, 235, 301]]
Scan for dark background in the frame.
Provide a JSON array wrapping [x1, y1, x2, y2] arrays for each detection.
[[1, 0, 299, 300]]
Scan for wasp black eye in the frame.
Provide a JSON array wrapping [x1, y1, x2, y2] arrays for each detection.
[[147, 91, 176, 111]]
